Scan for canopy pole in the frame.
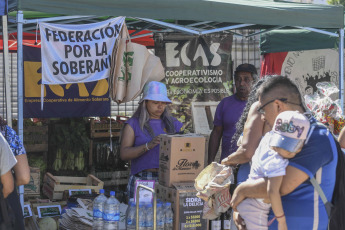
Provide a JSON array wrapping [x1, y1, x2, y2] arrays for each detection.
[[339, 28, 344, 114], [295, 26, 339, 37], [2, 15, 12, 127], [16, 10, 24, 211]]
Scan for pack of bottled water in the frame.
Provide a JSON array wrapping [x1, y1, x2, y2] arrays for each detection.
[[126, 199, 174, 230], [92, 190, 120, 230]]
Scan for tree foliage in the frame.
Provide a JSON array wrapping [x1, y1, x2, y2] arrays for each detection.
[[328, 0, 345, 6]]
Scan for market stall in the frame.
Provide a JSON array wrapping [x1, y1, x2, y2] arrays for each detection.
[[2, 0, 344, 229]]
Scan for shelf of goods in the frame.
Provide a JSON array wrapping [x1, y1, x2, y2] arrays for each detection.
[[89, 118, 129, 187]]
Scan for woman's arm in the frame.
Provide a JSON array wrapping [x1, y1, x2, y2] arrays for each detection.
[[222, 101, 266, 165], [13, 154, 30, 186], [1, 170, 14, 198], [338, 126, 345, 148], [119, 124, 160, 161], [231, 165, 309, 210], [268, 176, 287, 229]]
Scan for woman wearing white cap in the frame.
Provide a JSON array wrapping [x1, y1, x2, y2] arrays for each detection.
[[120, 81, 183, 199]]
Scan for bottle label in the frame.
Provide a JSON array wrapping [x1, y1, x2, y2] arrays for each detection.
[[127, 219, 133, 225], [157, 219, 164, 226], [103, 211, 120, 221], [93, 208, 103, 218]]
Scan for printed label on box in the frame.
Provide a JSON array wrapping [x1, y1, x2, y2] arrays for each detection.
[[179, 195, 206, 229], [37, 205, 61, 218]]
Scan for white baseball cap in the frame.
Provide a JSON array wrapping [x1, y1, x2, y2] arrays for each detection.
[[270, 111, 310, 153]]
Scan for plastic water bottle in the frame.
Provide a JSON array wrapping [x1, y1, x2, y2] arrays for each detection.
[[92, 189, 107, 230], [138, 203, 146, 230], [156, 202, 165, 230], [164, 202, 173, 230], [127, 201, 136, 230], [145, 203, 154, 230], [103, 191, 120, 230]]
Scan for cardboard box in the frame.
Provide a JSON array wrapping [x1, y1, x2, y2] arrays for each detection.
[[24, 167, 40, 195], [155, 182, 208, 230], [159, 134, 205, 187]]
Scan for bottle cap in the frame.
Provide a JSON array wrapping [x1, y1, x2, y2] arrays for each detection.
[[166, 202, 171, 206], [110, 191, 115, 196], [157, 202, 162, 207], [99, 189, 104, 194]]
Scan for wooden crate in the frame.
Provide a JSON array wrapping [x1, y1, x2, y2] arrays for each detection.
[[14, 125, 48, 152], [90, 119, 123, 138], [42, 173, 103, 200], [95, 170, 129, 186]]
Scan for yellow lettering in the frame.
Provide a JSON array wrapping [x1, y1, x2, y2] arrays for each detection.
[[24, 61, 45, 97], [92, 78, 108, 96]]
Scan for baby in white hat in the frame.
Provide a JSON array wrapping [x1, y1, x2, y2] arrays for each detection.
[[237, 111, 311, 230]]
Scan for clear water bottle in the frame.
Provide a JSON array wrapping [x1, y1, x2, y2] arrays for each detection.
[[127, 201, 136, 230], [92, 189, 107, 230], [156, 202, 165, 230], [138, 203, 147, 230], [145, 203, 154, 230], [164, 202, 173, 230], [103, 191, 120, 230]]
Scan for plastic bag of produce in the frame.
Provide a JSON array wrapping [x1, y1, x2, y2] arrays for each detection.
[[195, 162, 233, 220], [194, 162, 233, 201]]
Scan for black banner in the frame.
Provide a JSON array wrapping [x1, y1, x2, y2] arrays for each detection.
[[154, 33, 233, 131], [23, 45, 110, 118]]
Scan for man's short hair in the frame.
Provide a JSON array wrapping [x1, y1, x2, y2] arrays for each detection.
[[234, 63, 257, 81], [257, 75, 303, 103]]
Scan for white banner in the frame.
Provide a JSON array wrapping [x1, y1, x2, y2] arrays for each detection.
[[40, 17, 125, 85], [281, 49, 339, 98]]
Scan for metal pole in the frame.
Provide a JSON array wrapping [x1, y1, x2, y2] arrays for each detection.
[[135, 184, 157, 230], [16, 10, 24, 211], [2, 15, 12, 127], [339, 28, 344, 113]]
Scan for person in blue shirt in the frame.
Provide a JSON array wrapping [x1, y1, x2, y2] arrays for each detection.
[[0, 118, 30, 186], [231, 76, 337, 230]]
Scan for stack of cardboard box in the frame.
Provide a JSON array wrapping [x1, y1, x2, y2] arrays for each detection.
[[157, 134, 208, 230]]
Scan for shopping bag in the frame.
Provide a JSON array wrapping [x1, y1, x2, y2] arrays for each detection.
[[110, 24, 129, 103], [195, 162, 233, 201], [122, 41, 164, 103], [110, 24, 165, 104], [195, 162, 234, 220]]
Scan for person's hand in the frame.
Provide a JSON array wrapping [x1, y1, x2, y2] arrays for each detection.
[[221, 156, 231, 165], [221, 154, 237, 166], [277, 217, 287, 230], [148, 136, 160, 149], [230, 184, 246, 211], [233, 211, 247, 230]]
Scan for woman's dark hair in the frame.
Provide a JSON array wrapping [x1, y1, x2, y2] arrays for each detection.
[[231, 76, 271, 146], [132, 101, 176, 138]]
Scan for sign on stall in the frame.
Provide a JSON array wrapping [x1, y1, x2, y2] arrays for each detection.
[[154, 33, 233, 132], [134, 180, 156, 203], [39, 17, 125, 109], [37, 205, 62, 218]]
